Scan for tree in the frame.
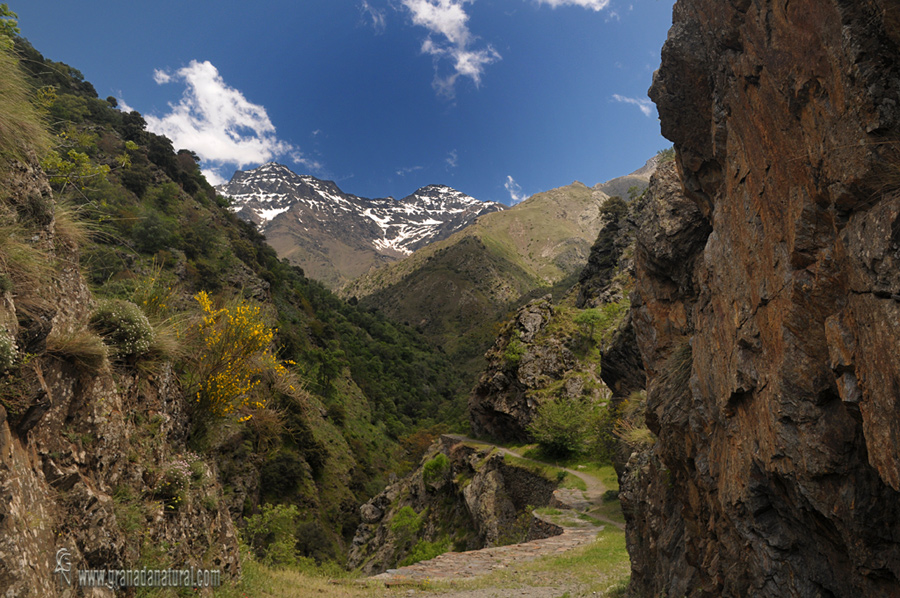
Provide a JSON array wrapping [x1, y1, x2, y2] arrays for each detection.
[[599, 195, 627, 219], [528, 397, 598, 458], [0, 4, 19, 50]]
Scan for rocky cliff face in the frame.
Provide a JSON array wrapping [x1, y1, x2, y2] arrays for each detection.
[[467, 295, 613, 442], [618, 1, 900, 595], [0, 160, 239, 595], [348, 436, 559, 575]]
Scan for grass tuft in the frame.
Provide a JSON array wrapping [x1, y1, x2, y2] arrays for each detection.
[[45, 326, 108, 372], [0, 48, 51, 172]]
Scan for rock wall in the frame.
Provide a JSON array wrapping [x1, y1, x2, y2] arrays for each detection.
[[0, 160, 239, 596], [348, 436, 558, 575], [622, 1, 900, 595], [468, 296, 576, 441]]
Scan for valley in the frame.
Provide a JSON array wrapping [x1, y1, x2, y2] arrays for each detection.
[[2, 1, 900, 597]]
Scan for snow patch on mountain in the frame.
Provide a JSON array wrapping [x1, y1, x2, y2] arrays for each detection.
[[216, 163, 504, 256]]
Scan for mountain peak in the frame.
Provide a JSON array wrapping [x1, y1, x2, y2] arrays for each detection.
[[214, 163, 504, 288]]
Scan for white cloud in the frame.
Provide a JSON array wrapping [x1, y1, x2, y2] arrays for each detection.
[[446, 149, 458, 169], [612, 94, 655, 117], [393, 0, 620, 95], [202, 168, 227, 186], [401, 0, 500, 96], [152, 69, 172, 84], [291, 153, 326, 175], [359, 0, 387, 32], [145, 60, 296, 173], [396, 165, 424, 176], [116, 97, 135, 113], [504, 175, 527, 204], [535, 0, 610, 9]]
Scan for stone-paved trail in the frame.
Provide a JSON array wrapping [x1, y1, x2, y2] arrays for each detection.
[[367, 436, 623, 590]]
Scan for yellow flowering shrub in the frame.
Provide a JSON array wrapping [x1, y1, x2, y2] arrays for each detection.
[[131, 260, 174, 319], [188, 291, 291, 422]]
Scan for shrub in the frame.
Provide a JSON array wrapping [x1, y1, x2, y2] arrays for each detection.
[[657, 146, 676, 163], [131, 211, 177, 254], [129, 259, 174, 320], [390, 506, 422, 544], [574, 300, 630, 348], [244, 503, 301, 568], [503, 336, 526, 370], [89, 299, 153, 358], [399, 537, 451, 566], [186, 291, 291, 422], [528, 397, 607, 459], [153, 455, 193, 512], [422, 453, 450, 486], [0, 328, 16, 371], [599, 196, 628, 219]]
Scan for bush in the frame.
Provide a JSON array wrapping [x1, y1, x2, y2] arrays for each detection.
[[390, 506, 422, 544], [0, 328, 16, 371], [599, 196, 628, 219], [574, 301, 630, 348], [657, 146, 676, 163], [244, 503, 301, 568], [399, 537, 450, 566], [186, 291, 291, 423], [528, 397, 608, 459], [89, 299, 153, 358], [422, 453, 450, 486], [153, 455, 193, 512], [503, 336, 526, 370]]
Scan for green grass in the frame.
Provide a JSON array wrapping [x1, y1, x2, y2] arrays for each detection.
[[132, 557, 382, 598], [210, 534, 632, 597], [560, 472, 588, 491], [0, 48, 51, 171], [592, 500, 626, 526], [502, 453, 565, 484], [424, 526, 631, 597], [518, 444, 619, 490]]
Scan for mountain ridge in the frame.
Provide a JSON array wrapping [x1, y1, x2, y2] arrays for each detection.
[[216, 162, 504, 289], [339, 177, 627, 381]]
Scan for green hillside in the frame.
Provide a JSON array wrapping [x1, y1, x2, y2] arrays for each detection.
[[5, 35, 466, 564], [341, 180, 610, 378]]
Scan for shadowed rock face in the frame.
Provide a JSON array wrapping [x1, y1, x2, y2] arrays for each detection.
[[623, 1, 900, 596], [468, 296, 573, 442]]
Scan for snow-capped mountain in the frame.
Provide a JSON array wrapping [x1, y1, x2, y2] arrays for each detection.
[[216, 163, 505, 289]]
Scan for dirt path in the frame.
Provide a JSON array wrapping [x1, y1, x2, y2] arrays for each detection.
[[366, 435, 624, 590]]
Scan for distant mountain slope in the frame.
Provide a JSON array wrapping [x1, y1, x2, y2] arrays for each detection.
[[340, 180, 615, 377], [593, 155, 658, 199], [216, 163, 504, 289]]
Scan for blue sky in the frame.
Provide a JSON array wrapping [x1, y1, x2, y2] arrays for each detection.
[[15, 0, 675, 205]]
